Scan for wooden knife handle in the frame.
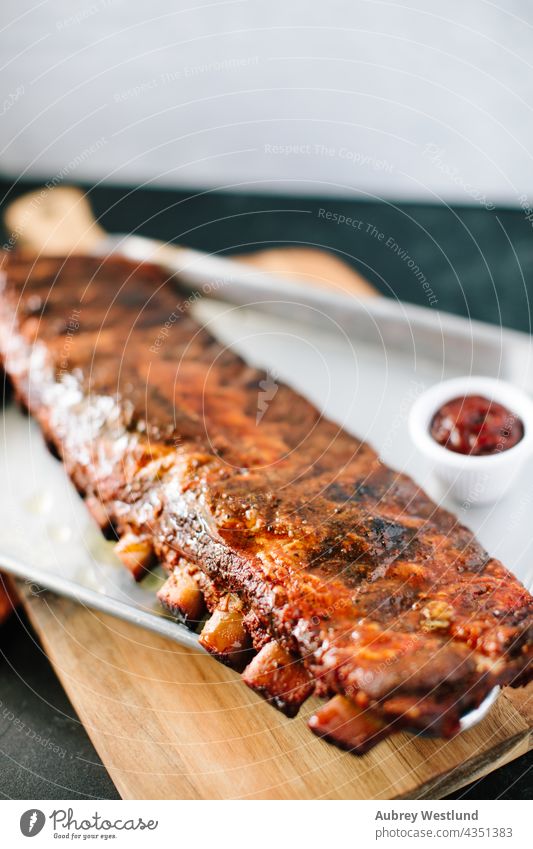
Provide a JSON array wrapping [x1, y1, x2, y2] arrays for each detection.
[[4, 186, 377, 298], [5, 186, 106, 254]]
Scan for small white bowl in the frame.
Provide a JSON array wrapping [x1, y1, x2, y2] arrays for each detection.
[[408, 376, 533, 506]]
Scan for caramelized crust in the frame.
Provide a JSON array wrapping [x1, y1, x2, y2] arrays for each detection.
[[0, 253, 531, 752]]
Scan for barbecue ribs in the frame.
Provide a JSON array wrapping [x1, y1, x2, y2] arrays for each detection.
[[0, 253, 531, 753]]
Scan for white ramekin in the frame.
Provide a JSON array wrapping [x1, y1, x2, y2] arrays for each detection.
[[408, 376, 533, 506]]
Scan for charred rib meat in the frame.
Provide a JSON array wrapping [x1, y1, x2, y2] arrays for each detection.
[[0, 253, 531, 753]]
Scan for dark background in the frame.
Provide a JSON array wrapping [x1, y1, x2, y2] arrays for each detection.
[[0, 178, 531, 799]]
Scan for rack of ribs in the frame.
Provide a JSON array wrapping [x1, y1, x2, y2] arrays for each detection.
[[0, 252, 531, 753]]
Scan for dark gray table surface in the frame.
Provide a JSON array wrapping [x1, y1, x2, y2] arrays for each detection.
[[0, 179, 531, 800]]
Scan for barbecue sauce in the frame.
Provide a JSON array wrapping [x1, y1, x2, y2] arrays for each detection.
[[430, 395, 523, 456]]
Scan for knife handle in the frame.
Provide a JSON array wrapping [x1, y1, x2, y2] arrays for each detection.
[[4, 185, 106, 254]]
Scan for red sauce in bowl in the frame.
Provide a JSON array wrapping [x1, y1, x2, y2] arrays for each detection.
[[430, 395, 524, 456]]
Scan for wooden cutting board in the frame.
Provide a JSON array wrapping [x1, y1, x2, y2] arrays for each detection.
[[3, 187, 533, 800]]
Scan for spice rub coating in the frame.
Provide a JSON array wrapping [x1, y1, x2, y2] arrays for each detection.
[[1, 253, 531, 751]]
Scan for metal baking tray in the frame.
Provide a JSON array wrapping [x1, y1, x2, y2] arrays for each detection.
[[1, 273, 531, 731]]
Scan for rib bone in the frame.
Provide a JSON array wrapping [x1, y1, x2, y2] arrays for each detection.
[[157, 563, 206, 624], [115, 533, 155, 581], [242, 641, 314, 717], [199, 594, 252, 670], [309, 695, 388, 753]]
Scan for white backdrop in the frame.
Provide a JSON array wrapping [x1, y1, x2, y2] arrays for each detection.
[[2, 0, 533, 204]]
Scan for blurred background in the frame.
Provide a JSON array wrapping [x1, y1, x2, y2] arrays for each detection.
[[1, 0, 533, 800], [2, 0, 533, 330], [2, 0, 533, 204]]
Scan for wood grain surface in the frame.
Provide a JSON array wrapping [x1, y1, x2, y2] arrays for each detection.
[[2, 186, 532, 799]]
